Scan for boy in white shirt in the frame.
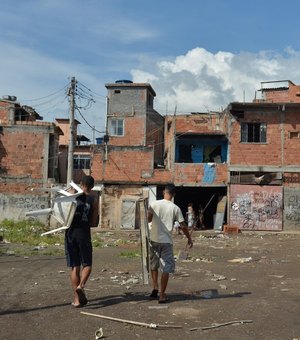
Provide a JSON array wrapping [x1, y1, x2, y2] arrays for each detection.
[[147, 184, 193, 303]]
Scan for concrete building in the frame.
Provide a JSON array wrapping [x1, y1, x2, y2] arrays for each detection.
[[0, 96, 63, 221]]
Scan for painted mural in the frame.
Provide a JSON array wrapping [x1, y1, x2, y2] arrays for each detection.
[[230, 185, 283, 231]]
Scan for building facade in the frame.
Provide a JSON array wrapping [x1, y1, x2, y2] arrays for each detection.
[[92, 81, 228, 230], [0, 97, 62, 221], [228, 80, 300, 231]]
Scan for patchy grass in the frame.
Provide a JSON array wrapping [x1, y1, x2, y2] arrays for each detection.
[[0, 219, 63, 246], [119, 250, 141, 258]]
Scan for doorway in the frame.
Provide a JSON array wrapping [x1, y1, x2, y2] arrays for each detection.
[[174, 186, 227, 229]]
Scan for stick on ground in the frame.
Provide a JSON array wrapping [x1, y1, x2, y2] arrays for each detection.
[[81, 311, 182, 329], [190, 320, 253, 331]]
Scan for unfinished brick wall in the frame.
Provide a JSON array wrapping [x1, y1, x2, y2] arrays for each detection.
[[174, 113, 227, 134], [262, 83, 300, 103], [173, 163, 227, 186], [0, 101, 12, 125], [283, 109, 300, 165], [108, 116, 146, 146], [1, 128, 46, 179], [230, 110, 283, 166], [91, 146, 154, 183]]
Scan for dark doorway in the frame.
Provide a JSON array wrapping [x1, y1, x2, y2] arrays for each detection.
[[174, 186, 227, 229]]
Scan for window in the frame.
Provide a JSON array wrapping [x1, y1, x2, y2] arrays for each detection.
[[289, 131, 300, 139], [175, 136, 228, 163], [73, 155, 91, 170], [241, 123, 266, 143], [109, 119, 124, 136]]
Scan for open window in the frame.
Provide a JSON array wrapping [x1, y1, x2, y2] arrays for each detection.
[[241, 122, 266, 143], [175, 134, 228, 163]]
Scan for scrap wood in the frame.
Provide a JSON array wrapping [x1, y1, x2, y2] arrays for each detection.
[[81, 311, 182, 329], [190, 320, 253, 331]]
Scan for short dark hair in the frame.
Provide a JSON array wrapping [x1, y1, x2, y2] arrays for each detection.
[[81, 175, 95, 189], [164, 183, 176, 196]]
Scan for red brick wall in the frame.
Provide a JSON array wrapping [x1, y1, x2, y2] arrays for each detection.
[[175, 113, 227, 134], [263, 83, 300, 103], [0, 101, 11, 125], [284, 110, 300, 165], [230, 111, 282, 166], [108, 116, 145, 146], [0, 182, 41, 194], [91, 147, 153, 183], [1, 129, 46, 179], [173, 163, 227, 186]]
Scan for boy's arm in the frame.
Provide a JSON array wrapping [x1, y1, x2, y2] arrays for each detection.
[[179, 221, 193, 248], [90, 197, 99, 227]]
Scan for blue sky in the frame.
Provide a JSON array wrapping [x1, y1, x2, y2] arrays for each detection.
[[1, 0, 300, 139]]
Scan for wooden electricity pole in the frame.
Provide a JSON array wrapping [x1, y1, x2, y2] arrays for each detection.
[[67, 76, 76, 184]]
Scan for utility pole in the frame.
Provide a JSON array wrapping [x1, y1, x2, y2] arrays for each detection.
[[67, 76, 76, 184]]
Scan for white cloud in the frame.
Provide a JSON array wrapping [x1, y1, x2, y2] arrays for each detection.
[[131, 47, 300, 113]]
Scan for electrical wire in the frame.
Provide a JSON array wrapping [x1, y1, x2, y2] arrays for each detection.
[[75, 105, 105, 134], [20, 84, 69, 102]]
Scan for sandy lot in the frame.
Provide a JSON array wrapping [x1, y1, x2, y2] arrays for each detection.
[[1, 230, 300, 340]]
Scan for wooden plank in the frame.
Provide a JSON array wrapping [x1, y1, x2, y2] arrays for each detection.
[[138, 199, 150, 285], [213, 196, 227, 230]]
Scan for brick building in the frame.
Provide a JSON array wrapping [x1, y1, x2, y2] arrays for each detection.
[[92, 81, 229, 230], [228, 80, 300, 231], [0, 96, 63, 221]]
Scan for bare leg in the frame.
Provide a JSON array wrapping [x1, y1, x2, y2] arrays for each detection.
[[78, 266, 92, 289], [151, 270, 159, 290], [70, 266, 80, 305], [159, 272, 169, 301]]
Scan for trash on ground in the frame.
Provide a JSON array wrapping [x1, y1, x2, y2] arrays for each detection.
[[190, 319, 253, 331], [228, 257, 252, 263], [211, 274, 227, 281], [198, 289, 219, 299]]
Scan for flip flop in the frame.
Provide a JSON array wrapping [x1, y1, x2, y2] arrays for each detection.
[[149, 289, 159, 299], [76, 287, 88, 306]]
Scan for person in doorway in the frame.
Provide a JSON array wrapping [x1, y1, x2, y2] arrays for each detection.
[[186, 202, 196, 229], [147, 184, 193, 303], [197, 204, 206, 230], [65, 175, 98, 307]]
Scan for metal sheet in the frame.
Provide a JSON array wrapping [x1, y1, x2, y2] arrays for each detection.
[[230, 185, 282, 231], [120, 199, 136, 229]]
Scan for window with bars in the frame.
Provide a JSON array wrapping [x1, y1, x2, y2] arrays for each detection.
[[109, 119, 124, 136], [73, 155, 91, 170], [241, 122, 267, 143]]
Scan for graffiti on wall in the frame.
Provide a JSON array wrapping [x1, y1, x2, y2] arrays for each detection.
[[0, 195, 49, 211], [230, 185, 282, 231], [284, 189, 300, 228]]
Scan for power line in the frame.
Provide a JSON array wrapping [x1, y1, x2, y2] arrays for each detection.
[[20, 84, 69, 102], [76, 81, 106, 99], [75, 105, 105, 135]]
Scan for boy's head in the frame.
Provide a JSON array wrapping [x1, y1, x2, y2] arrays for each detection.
[[81, 175, 95, 191], [164, 183, 176, 198]]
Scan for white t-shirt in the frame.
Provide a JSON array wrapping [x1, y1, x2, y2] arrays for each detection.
[[149, 199, 184, 244]]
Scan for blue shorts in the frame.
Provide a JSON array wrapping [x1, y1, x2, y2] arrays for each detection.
[[150, 241, 175, 273], [65, 229, 92, 268]]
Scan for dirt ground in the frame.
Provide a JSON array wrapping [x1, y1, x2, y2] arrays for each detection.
[[1, 229, 300, 340]]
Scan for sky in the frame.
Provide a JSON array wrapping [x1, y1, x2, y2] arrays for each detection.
[[2, 0, 300, 140]]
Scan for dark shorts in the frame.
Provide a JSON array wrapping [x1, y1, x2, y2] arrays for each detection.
[[150, 241, 175, 273], [65, 229, 92, 268]]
